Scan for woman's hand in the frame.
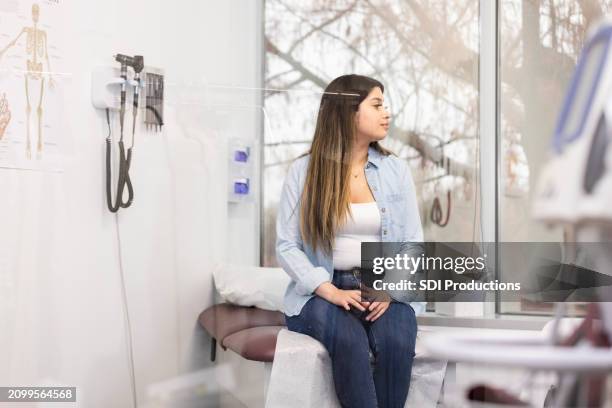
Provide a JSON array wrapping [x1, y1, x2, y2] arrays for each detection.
[[362, 287, 392, 321], [315, 282, 366, 312], [365, 300, 390, 321]]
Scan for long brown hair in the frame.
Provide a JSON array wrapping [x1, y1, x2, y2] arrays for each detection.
[[299, 74, 391, 255]]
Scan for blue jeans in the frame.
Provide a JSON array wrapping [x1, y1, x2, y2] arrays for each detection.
[[285, 270, 418, 408]]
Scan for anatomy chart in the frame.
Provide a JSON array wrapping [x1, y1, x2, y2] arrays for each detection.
[[0, 0, 65, 171]]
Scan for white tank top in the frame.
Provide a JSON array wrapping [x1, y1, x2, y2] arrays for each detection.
[[333, 202, 381, 270]]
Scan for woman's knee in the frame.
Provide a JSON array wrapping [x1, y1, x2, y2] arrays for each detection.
[[286, 297, 333, 332], [388, 302, 417, 331], [313, 299, 370, 351], [373, 303, 417, 354], [287, 297, 362, 345], [304, 296, 340, 324]]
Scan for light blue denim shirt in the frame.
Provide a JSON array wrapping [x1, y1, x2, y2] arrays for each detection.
[[276, 145, 426, 317]]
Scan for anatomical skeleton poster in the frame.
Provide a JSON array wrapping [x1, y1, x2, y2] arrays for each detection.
[[0, 0, 65, 171]]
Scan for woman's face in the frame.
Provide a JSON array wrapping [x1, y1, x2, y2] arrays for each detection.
[[354, 87, 390, 143]]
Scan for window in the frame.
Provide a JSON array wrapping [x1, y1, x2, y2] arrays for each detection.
[[263, 0, 480, 268], [263, 0, 607, 316], [498, 0, 612, 315]]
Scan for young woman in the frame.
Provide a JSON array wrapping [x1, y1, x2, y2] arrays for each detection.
[[276, 74, 424, 408]]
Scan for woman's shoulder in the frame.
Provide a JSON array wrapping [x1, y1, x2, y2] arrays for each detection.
[[284, 153, 310, 183], [289, 153, 309, 172], [294, 153, 310, 166], [379, 152, 409, 178]]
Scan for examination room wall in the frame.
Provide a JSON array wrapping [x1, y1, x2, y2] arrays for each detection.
[[0, 0, 262, 407]]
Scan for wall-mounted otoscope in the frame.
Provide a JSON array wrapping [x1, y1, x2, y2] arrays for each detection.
[[114, 53, 131, 141]]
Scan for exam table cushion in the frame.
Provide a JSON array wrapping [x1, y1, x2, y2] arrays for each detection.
[[199, 303, 285, 345], [222, 326, 284, 362], [213, 263, 290, 312]]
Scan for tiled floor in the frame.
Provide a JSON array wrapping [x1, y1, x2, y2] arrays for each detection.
[[140, 388, 248, 408], [218, 389, 249, 408]]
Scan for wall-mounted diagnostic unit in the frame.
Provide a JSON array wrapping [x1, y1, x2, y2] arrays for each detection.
[[91, 54, 164, 212]]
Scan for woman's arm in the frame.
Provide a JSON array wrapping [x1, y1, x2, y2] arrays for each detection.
[[275, 160, 331, 296], [383, 160, 426, 305], [276, 159, 367, 312]]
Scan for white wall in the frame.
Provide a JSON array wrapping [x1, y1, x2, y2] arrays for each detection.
[[0, 0, 262, 406]]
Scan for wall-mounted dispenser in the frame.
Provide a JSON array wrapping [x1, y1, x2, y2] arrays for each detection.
[[228, 139, 254, 203], [144, 69, 164, 131]]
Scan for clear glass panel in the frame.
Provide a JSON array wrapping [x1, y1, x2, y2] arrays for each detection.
[[263, 0, 481, 279], [499, 0, 612, 315]]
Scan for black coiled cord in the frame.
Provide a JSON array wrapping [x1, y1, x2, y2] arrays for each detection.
[[106, 108, 134, 212], [430, 190, 451, 227]]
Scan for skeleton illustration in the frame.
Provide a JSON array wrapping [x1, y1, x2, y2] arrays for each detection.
[[0, 93, 10, 139], [0, 3, 54, 159]]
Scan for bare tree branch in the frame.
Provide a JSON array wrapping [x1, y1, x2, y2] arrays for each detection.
[[266, 76, 307, 97], [288, 0, 357, 54], [266, 68, 297, 83], [265, 36, 328, 88], [393, 129, 474, 181], [316, 27, 384, 75], [265, 31, 474, 180]]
